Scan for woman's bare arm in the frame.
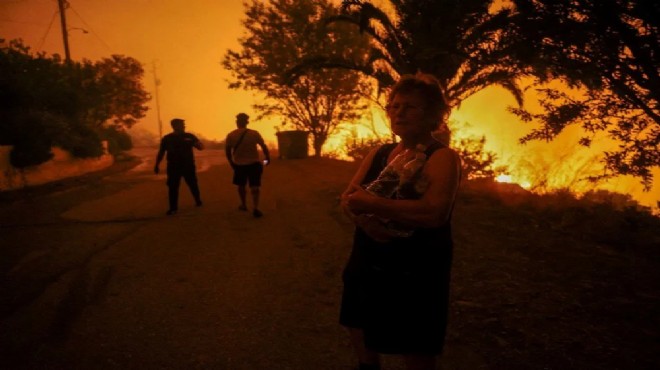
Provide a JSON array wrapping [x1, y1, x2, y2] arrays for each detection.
[[340, 147, 379, 217], [345, 147, 461, 228]]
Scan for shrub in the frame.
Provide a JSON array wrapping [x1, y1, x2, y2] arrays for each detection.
[[10, 138, 53, 168], [101, 127, 133, 155], [7, 111, 57, 168], [54, 124, 104, 158], [448, 121, 507, 180], [345, 136, 390, 161]]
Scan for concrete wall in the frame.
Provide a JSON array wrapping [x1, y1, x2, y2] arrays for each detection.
[[0, 144, 114, 191]]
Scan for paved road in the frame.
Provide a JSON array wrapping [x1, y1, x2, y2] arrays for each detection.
[[0, 149, 366, 370], [7, 148, 650, 369]]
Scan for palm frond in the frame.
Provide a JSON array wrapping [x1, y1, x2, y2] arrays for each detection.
[[283, 56, 372, 85], [497, 78, 525, 107]]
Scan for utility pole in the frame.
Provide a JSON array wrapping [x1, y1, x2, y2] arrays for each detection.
[[152, 61, 163, 139], [57, 0, 71, 62]]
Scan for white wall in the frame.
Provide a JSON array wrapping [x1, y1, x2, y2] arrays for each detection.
[[0, 144, 114, 191]]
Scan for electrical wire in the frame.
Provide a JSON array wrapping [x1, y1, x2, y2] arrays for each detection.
[[67, 3, 114, 54], [36, 8, 58, 52]]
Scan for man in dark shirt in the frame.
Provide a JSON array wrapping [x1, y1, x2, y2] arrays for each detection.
[[154, 118, 204, 215]]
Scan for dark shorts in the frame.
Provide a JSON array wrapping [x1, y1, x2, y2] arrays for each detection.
[[233, 162, 263, 187], [340, 266, 450, 355], [339, 229, 453, 355]]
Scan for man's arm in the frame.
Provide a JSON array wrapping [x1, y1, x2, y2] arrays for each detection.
[[258, 140, 270, 164], [154, 140, 166, 174], [193, 136, 204, 150], [224, 135, 235, 168], [225, 146, 234, 167], [256, 132, 270, 164]]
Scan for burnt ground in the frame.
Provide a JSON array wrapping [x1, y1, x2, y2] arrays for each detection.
[[1, 153, 659, 369]]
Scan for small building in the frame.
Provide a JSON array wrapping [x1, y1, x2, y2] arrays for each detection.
[[275, 130, 309, 159]]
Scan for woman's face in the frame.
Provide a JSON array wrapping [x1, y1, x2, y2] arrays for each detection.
[[387, 91, 433, 138]]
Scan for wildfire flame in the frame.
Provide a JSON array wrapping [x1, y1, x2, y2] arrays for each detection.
[[328, 93, 658, 213], [496, 174, 532, 189]]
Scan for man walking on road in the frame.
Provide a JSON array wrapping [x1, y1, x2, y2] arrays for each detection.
[[225, 113, 270, 218], [154, 118, 204, 215]]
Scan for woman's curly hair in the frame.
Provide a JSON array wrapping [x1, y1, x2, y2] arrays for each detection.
[[387, 73, 450, 129]]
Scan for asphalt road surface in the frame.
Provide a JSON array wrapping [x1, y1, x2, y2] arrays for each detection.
[[5, 148, 654, 369], [0, 149, 369, 370]]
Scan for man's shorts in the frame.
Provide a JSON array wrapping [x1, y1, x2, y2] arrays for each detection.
[[233, 162, 263, 187]]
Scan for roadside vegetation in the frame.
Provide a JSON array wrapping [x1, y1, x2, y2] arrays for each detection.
[[0, 39, 150, 168]]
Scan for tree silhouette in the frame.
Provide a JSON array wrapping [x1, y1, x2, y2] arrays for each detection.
[[287, 0, 527, 110], [223, 0, 373, 156], [87, 55, 150, 131], [509, 0, 659, 188], [0, 39, 150, 167], [288, 0, 658, 187]]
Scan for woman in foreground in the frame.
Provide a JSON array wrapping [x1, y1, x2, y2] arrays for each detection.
[[340, 73, 462, 370]]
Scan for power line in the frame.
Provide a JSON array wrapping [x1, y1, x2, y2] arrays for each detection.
[[67, 3, 113, 54], [3, 1, 114, 57], [36, 9, 58, 52]]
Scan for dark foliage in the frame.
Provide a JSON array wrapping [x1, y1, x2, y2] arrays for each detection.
[[289, 0, 527, 109], [101, 127, 133, 156], [5, 111, 63, 168], [510, 0, 660, 188], [290, 0, 658, 187], [451, 132, 506, 180], [463, 179, 660, 250], [223, 0, 373, 156], [0, 39, 149, 167]]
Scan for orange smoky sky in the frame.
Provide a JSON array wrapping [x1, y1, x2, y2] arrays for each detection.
[[1, 0, 270, 141], [1, 0, 658, 210]]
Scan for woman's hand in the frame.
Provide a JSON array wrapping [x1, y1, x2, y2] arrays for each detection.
[[339, 146, 380, 223], [340, 183, 361, 219], [342, 183, 377, 214]]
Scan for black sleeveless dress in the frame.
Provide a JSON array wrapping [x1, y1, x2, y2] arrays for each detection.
[[339, 141, 454, 355]]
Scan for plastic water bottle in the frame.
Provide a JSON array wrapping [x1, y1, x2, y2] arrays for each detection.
[[390, 144, 429, 237], [394, 144, 428, 197], [360, 144, 430, 240], [365, 149, 411, 198], [399, 151, 427, 185]]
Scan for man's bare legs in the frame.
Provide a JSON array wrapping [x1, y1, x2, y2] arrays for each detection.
[[237, 185, 262, 217], [348, 328, 380, 369], [250, 186, 262, 217], [238, 185, 247, 211]]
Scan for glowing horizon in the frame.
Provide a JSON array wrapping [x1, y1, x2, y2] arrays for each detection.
[[1, 0, 657, 211]]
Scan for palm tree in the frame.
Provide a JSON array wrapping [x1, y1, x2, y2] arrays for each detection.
[[286, 0, 658, 186], [287, 0, 527, 112]]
